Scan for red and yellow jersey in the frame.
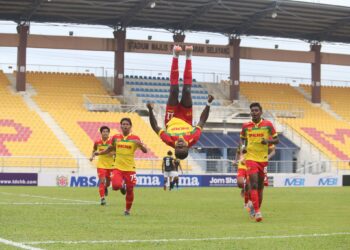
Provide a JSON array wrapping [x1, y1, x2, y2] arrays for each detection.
[[112, 133, 141, 171], [237, 160, 247, 170], [240, 119, 277, 162], [237, 154, 247, 170], [158, 117, 201, 148], [94, 138, 115, 169]]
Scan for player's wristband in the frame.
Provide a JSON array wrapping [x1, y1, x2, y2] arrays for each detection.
[[206, 101, 212, 106]]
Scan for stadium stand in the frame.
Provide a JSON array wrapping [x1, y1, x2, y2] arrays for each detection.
[[196, 132, 297, 150], [26, 72, 180, 169], [240, 82, 350, 168], [300, 84, 350, 123], [0, 70, 72, 167], [125, 77, 221, 106]]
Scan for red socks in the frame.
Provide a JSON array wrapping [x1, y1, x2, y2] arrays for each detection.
[[250, 189, 260, 212], [125, 188, 134, 211], [184, 59, 192, 85], [170, 57, 179, 85], [244, 190, 250, 205], [258, 189, 263, 208], [98, 182, 105, 198]]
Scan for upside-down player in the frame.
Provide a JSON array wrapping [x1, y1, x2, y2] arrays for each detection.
[[240, 102, 279, 222], [147, 45, 214, 160], [89, 126, 115, 206], [95, 118, 147, 215]]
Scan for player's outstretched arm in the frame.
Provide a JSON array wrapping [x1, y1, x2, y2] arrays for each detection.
[[94, 145, 114, 156], [268, 146, 276, 160], [261, 136, 279, 145], [147, 102, 161, 134], [133, 140, 148, 153], [89, 143, 98, 161], [196, 95, 214, 129]]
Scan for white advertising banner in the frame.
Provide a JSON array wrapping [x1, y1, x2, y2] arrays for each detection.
[[272, 174, 342, 187]]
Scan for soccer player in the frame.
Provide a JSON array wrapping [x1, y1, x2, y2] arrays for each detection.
[[171, 158, 183, 190], [147, 45, 214, 160], [234, 144, 276, 218], [162, 150, 175, 191], [240, 102, 279, 222], [94, 118, 147, 215], [89, 126, 115, 206], [233, 146, 251, 212]]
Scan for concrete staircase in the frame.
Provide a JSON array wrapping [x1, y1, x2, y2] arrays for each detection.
[[294, 86, 343, 121], [20, 86, 88, 160]]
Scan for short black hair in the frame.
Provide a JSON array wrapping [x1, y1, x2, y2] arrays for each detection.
[[167, 150, 173, 156], [120, 117, 132, 126], [175, 150, 188, 160], [99, 126, 110, 133], [250, 102, 262, 111]]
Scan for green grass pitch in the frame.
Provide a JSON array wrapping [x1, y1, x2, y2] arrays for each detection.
[[0, 187, 349, 249]]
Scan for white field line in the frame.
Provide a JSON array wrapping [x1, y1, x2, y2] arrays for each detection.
[[0, 202, 97, 205], [0, 237, 43, 250], [0, 192, 98, 204], [23, 232, 350, 245]]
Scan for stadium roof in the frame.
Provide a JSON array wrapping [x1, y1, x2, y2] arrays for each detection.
[[1, 0, 350, 43]]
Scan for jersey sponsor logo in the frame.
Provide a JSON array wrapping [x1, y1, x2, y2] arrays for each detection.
[[171, 127, 190, 131], [318, 177, 338, 186], [284, 177, 305, 186], [117, 144, 132, 149], [248, 133, 264, 137]]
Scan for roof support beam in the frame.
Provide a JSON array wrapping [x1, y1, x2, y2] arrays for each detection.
[[119, 0, 155, 27], [20, 0, 45, 22], [319, 17, 350, 41], [233, 1, 278, 35], [181, 0, 220, 30]]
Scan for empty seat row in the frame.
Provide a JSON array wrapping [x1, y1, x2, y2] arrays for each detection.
[[125, 75, 197, 82], [126, 81, 202, 88], [136, 93, 208, 99], [130, 87, 207, 94]]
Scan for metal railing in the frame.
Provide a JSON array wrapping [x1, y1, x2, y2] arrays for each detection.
[[0, 156, 348, 174], [2, 63, 350, 86]]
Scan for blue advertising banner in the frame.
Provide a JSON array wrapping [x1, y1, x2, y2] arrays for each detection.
[[0, 173, 38, 186], [51, 174, 238, 187]]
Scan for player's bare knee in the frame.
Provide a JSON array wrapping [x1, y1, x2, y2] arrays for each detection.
[[250, 182, 258, 190], [112, 184, 122, 190], [237, 178, 244, 188], [169, 88, 179, 96]]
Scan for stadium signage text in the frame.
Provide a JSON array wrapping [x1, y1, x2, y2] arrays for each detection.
[[39, 174, 238, 187], [318, 177, 338, 186], [273, 174, 342, 187], [284, 177, 305, 187], [0, 173, 38, 186], [126, 40, 230, 57]]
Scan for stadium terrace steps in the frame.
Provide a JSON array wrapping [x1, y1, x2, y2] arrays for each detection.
[[0, 70, 72, 167], [240, 82, 350, 169], [300, 84, 350, 123], [21, 91, 88, 160], [26, 72, 185, 170], [125, 77, 222, 106]]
